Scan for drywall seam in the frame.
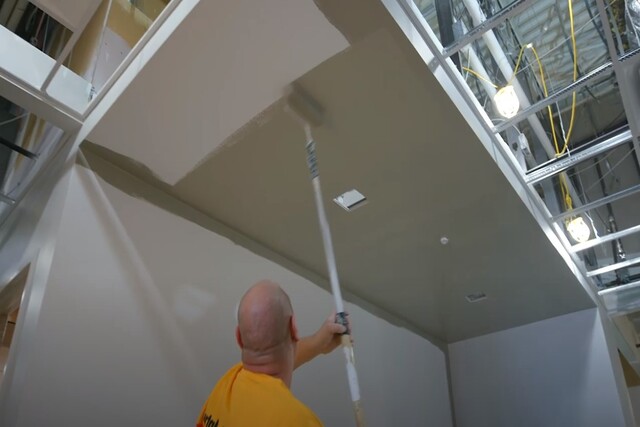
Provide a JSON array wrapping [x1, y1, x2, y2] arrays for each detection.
[[77, 143, 447, 351], [184, 98, 288, 176], [443, 346, 459, 427]]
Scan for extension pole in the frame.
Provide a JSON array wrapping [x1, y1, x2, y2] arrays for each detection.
[[303, 124, 364, 427]]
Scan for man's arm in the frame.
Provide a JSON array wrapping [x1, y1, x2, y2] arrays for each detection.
[[294, 313, 348, 369]]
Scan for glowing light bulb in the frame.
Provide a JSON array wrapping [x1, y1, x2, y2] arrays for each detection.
[[566, 216, 591, 243], [494, 85, 520, 118]]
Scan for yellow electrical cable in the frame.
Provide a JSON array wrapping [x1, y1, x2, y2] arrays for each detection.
[[462, 67, 498, 88], [555, 0, 579, 212], [530, 45, 572, 210], [530, 46, 561, 155], [463, 44, 526, 98], [560, 0, 578, 156], [462, 0, 580, 208], [509, 45, 527, 84], [526, 1, 579, 211], [560, 174, 573, 210]]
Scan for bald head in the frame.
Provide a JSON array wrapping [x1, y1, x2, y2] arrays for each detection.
[[237, 280, 295, 354]]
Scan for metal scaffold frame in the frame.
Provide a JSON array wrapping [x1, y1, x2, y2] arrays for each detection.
[[381, 0, 640, 315]]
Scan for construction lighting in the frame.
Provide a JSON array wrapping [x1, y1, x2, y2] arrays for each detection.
[[566, 216, 591, 243], [494, 85, 520, 118]]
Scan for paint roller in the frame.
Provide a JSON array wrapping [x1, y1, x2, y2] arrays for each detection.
[[285, 83, 365, 427]]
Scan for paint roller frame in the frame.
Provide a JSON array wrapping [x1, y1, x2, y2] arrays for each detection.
[[285, 83, 325, 129], [285, 84, 365, 427]]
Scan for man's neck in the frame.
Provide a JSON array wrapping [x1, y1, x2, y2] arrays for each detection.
[[242, 350, 293, 388]]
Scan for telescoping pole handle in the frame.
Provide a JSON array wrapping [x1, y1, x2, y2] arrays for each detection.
[[305, 130, 364, 427]]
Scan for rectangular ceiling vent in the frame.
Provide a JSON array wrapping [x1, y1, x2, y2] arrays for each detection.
[[465, 292, 487, 303], [333, 189, 367, 212]]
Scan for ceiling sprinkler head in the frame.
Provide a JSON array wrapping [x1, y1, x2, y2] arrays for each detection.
[[440, 236, 449, 245]]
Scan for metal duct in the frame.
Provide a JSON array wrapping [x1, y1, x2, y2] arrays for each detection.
[[627, 0, 640, 48]]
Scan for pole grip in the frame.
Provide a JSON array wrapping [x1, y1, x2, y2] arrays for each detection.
[[336, 312, 350, 335]]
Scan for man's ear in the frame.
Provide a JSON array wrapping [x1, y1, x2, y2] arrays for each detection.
[[236, 326, 244, 349], [289, 315, 299, 342]]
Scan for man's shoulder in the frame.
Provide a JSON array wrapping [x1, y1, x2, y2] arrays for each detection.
[[241, 370, 322, 426], [208, 364, 323, 426], [276, 392, 323, 426]]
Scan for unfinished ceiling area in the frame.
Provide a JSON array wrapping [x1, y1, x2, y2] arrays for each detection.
[[412, 0, 640, 292], [86, 0, 594, 342]]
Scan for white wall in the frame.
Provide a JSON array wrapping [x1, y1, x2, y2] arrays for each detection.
[[5, 164, 452, 427], [449, 308, 629, 427], [0, 149, 75, 427], [629, 386, 640, 426]]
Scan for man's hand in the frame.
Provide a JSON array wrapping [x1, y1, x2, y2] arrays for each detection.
[[294, 312, 350, 369], [313, 312, 348, 354]]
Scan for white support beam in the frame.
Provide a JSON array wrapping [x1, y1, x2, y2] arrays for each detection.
[[41, 1, 102, 91], [588, 256, 640, 278], [0, 72, 81, 132], [600, 280, 640, 316], [571, 224, 640, 253], [552, 183, 640, 222], [525, 128, 632, 185]]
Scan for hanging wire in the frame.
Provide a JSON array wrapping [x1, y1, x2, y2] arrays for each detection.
[[511, 0, 614, 81], [575, 165, 608, 232], [529, 45, 562, 153], [42, 15, 50, 56], [508, 44, 527, 84], [558, 0, 579, 155], [0, 114, 29, 128], [566, 148, 617, 180], [583, 147, 638, 194], [462, 67, 498, 88]]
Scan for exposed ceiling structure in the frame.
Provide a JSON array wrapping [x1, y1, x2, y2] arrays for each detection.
[[0, 0, 179, 224], [86, 0, 596, 342], [402, 0, 640, 351], [414, 0, 640, 292]]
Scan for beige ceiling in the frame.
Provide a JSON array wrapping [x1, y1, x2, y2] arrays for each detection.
[[88, 0, 348, 184], [87, 0, 594, 342]]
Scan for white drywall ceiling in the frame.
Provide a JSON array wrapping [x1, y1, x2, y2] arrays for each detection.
[[87, 0, 594, 342], [89, 0, 348, 184]]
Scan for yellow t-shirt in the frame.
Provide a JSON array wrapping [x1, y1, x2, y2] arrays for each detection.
[[197, 363, 323, 427]]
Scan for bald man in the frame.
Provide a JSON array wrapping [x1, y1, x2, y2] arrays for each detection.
[[196, 280, 347, 427]]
